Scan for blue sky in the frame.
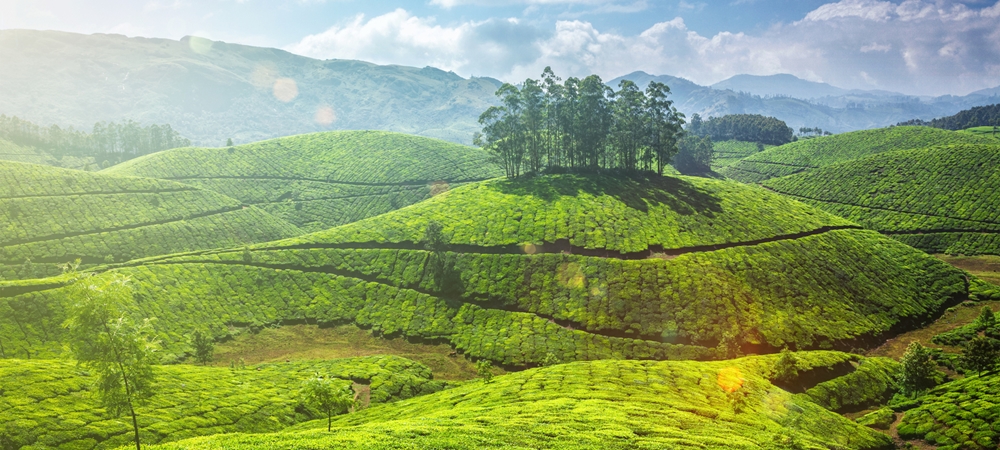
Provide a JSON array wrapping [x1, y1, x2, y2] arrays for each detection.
[[2, 0, 999, 95]]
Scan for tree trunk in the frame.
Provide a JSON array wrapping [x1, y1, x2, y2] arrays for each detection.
[[328, 412, 332, 432]]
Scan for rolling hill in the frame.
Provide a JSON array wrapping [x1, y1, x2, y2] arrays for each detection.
[[104, 131, 504, 233], [138, 352, 897, 450], [710, 140, 770, 171], [762, 144, 1000, 256], [0, 173, 976, 367], [722, 126, 998, 183], [0, 160, 300, 279], [0, 138, 93, 170], [897, 371, 1000, 450]]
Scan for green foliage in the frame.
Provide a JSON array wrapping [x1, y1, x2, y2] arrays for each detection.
[[898, 104, 1000, 130], [190, 330, 214, 365], [137, 354, 894, 450], [62, 274, 158, 450], [762, 144, 1000, 255], [724, 126, 996, 182], [0, 160, 300, 276], [688, 113, 793, 146], [855, 407, 895, 429], [932, 307, 999, 347], [897, 371, 1000, 449], [301, 374, 356, 432], [475, 360, 494, 384], [899, 342, 940, 396], [802, 357, 901, 412], [772, 348, 799, 385], [0, 355, 445, 449], [105, 131, 502, 232], [672, 134, 714, 174], [711, 140, 771, 171], [961, 336, 1000, 375]]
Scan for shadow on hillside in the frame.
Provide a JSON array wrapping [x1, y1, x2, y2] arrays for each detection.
[[492, 173, 722, 215]]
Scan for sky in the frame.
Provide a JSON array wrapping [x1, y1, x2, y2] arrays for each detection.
[[1, 0, 999, 96]]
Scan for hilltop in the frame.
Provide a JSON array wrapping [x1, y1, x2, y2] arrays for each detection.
[[139, 352, 898, 450], [722, 126, 998, 183], [0, 160, 300, 279], [0, 173, 973, 366], [0, 30, 502, 146], [762, 144, 1000, 256], [105, 131, 503, 232]]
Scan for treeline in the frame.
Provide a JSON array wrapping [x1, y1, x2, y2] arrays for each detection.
[[897, 104, 1000, 130], [0, 115, 190, 165], [687, 114, 794, 146], [476, 68, 685, 178]]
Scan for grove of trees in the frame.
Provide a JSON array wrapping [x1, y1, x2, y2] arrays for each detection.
[[897, 103, 1000, 130], [476, 68, 686, 178], [0, 114, 190, 165], [687, 113, 794, 146]]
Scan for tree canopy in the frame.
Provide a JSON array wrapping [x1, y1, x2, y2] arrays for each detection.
[[688, 113, 794, 146], [476, 68, 685, 178], [897, 103, 1000, 130]]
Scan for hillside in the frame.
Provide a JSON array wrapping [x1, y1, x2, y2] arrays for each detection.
[[762, 144, 1000, 255], [105, 131, 503, 232], [0, 173, 974, 367], [897, 371, 1000, 449], [0, 160, 300, 279], [0, 137, 93, 170], [139, 353, 897, 450], [711, 140, 769, 171], [0, 30, 502, 146], [0, 356, 446, 449], [722, 126, 998, 183]]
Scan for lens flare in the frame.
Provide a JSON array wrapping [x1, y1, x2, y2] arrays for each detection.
[[188, 36, 213, 54], [429, 181, 450, 197], [717, 366, 745, 393], [557, 262, 585, 289], [273, 78, 298, 102], [522, 243, 537, 254], [315, 106, 337, 125], [251, 65, 278, 88]]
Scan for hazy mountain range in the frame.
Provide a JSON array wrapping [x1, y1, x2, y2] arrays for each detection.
[[1, 29, 998, 146]]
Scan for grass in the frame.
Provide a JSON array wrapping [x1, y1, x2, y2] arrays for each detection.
[[136, 352, 897, 450], [105, 131, 503, 232], [762, 144, 1000, 255], [0, 160, 300, 278], [210, 324, 487, 381], [867, 300, 1000, 359], [723, 126, 997, 183], [0, 355, 448, 450], [938, 254, 1000, 285]]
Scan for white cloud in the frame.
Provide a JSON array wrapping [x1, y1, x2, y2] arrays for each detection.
[[430, 0, 623, 7], [286, 0, 1000, 96]]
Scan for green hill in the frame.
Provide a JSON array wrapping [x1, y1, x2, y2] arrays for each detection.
[[0, 173, 973, 367], [762, 144, 1000, 255], [897, 371, 1000, 449], [0, 160, 300, 279], [104, 131, 503, 233], [0, 138, 93, 170], [0, 356, 446, 450], [711, 140, 769, 171], [723, 126, 997, 183], [139, 352, 896, 450]]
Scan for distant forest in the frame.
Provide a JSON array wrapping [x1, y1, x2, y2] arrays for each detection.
[[0, 115, 190, 166], [476, 68, 686, 178], [687, 114, 794, 146], [897, 104, 1000, 130]]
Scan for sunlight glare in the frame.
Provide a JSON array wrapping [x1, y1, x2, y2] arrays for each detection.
[[717, 367, 744, 393], [273, 78, 298, 102]]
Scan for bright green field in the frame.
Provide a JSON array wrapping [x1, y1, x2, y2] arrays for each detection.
[[723, 126, 997, 183], [137, 352, 897, 450], [0, 174, 975, 367], [711, 140, 770, 171], [762, 144, 1000, 255], [0, 160, 300, 279], [104, 131, 503, 232], [0, 356, 447, 450]]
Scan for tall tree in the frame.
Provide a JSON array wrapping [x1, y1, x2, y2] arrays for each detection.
[[63, 274, 158, 450], [645, 81, 685, 175], [962, 336, 999, 376], [301, 374, 356, 432], [899, 342, 939, 396], [191, 330, 214, 366]]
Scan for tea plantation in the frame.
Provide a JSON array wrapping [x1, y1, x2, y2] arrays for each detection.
[[0, 160, 301, 279], [0, 173, 976, 367], [711, 140, 770, 171], [762, 144, 1000, 255], [138, 352, 897, 450], [897, 371, 1000, 449], [0, 138, 93, 170], [105, 131, 504, 232], [723, 126, 996, 183], [0, 356, 447, 449]]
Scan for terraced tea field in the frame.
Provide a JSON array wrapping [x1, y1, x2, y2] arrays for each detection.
[[711, 140, 769, 171], [105, 131, 503, 232]]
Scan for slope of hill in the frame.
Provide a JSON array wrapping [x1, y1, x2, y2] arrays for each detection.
[[0, 138, 93, 170], [104, 131, 503, 232], [0, 160, 300, 279], [762, 144, 1000, 255], [0, 30, 502, 146], [897, 371, 1000, 449], [0, 356, 446, 450], [711, 140, 769, 171], [722, 126, 998, 183], [711, 74, 850, 99], [0, 173, 973, 367], [140, 353, 896, 450]]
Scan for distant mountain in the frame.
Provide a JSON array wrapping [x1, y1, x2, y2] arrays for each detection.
[[711, 74, 851, 99], [0, 30, 501, 146], [611, 71, 1000, 134]]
